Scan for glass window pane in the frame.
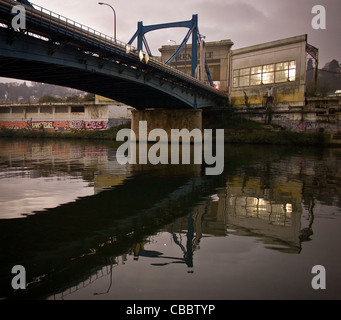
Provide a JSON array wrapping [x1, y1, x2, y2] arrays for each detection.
[[251, 66, 262, 74], [239, 75, 250, 87], [233, 69, 239, 77], [262, 72, 274, 84], [12, 107, 24, 113], [276, 62, 283, 71], [288, 68, 296, 81], [233, 77, 239, 88], [289, 60, 296, 69], [263, 64, 274, 72], [27, 106, 38, 113], [250, 73, 262, 85], [276, 62, 288, 71], [0, 107, 10, 113], [40, 106, 53, 114], [275, 70, 288, 83], [71, 106, 85, 113], [55, 106, 68, 113], [240, 68, 250, 76]]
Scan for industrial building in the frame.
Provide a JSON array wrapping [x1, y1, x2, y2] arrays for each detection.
[[160, 34, 312, 107], [0, 97, 132, 130], [159, 34, 341, 132]]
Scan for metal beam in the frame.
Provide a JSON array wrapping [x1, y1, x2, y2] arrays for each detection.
[[128, 14, 199, 77]]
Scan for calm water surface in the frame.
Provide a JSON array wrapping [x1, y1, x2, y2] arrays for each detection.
[[0, 138, 340, 300]]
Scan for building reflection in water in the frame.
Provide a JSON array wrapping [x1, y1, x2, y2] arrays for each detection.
[[50, 177, 309, 299], [2, 140, 340, 299]]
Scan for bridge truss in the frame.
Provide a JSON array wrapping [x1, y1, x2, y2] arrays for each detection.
[[128, 14, 213, 86]]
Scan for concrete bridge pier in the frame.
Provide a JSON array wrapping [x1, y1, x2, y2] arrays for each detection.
[[131, 109, 202, 142]]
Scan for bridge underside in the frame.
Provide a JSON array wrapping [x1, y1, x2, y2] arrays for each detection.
[[0, 28, 226, 109], [0, 56, 188, 109]]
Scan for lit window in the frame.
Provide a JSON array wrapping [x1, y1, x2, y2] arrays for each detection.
[[240, 67, 250, 76], [275, 70, 288, 83], [262, 72, 274, 84], [239, 75, 250, 87], [263, 64, 274, 73], [239, 68, 250, 86], [289, 60, 296, 81], [233, 69, 239, 88], [233, 76, 239, 88], [275, 60, 296, 83], [250, 66, 262, 85], [233, 61, 295, 88]]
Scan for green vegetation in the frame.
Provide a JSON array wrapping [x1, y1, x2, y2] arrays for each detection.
[[203, 108, 328, 146], [38, 93, 95, 103], [225, 128, 326, 146]]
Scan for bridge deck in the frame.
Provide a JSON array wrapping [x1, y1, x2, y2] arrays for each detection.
[[0, 0, 228, 108]]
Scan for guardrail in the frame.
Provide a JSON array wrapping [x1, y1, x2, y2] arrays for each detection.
[[0, 0, 227, 98]]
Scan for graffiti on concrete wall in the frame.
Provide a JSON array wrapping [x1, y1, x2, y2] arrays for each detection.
[[84, 121, 107, 130], [271, 115, 315, 131], [0, 120, 108, 130], [31, 121, 54, 129], [70, 120, 83, 130], [0, 121, 28, 129], [53, 121, 70, 130]]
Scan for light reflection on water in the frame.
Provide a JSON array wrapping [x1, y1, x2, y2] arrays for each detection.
[[0, 139, 340, 300]]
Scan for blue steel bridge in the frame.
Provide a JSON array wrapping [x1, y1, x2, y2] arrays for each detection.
[[0, 0, 228, 109]]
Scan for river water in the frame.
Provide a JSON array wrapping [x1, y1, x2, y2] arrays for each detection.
[[0, 138, 340, 300]]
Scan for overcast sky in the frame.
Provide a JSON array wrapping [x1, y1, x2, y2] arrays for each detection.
[[1, 0, 340, 83]]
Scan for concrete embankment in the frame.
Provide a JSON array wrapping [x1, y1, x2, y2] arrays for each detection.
[[0, 111, 340, 146]]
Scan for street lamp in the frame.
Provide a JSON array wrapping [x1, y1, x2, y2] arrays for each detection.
[[168, 40, 177, 69], [98, 2, 117, 42]]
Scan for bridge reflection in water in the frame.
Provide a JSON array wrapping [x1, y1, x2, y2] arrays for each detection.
[[0, 140, 340, 300]]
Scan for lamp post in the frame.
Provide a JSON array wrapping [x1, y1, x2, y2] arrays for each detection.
[[98, 2, 117, 42], [168, 40, 177, 69]]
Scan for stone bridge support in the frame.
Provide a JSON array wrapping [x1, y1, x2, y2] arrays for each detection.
[[131, 109, 202, 142]]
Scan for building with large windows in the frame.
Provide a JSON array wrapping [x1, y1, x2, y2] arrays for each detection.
[[159, 34, 341, 133], [230, 35, 308, 109], [159, 34, 311, 108]]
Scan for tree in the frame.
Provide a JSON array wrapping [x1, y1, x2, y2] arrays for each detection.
[[329, 59, 340, 73], [307, 58, 314, 70], [38, 95, 63, 103]]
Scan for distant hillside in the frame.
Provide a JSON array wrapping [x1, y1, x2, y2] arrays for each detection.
[[0, 82, 85, 104]]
